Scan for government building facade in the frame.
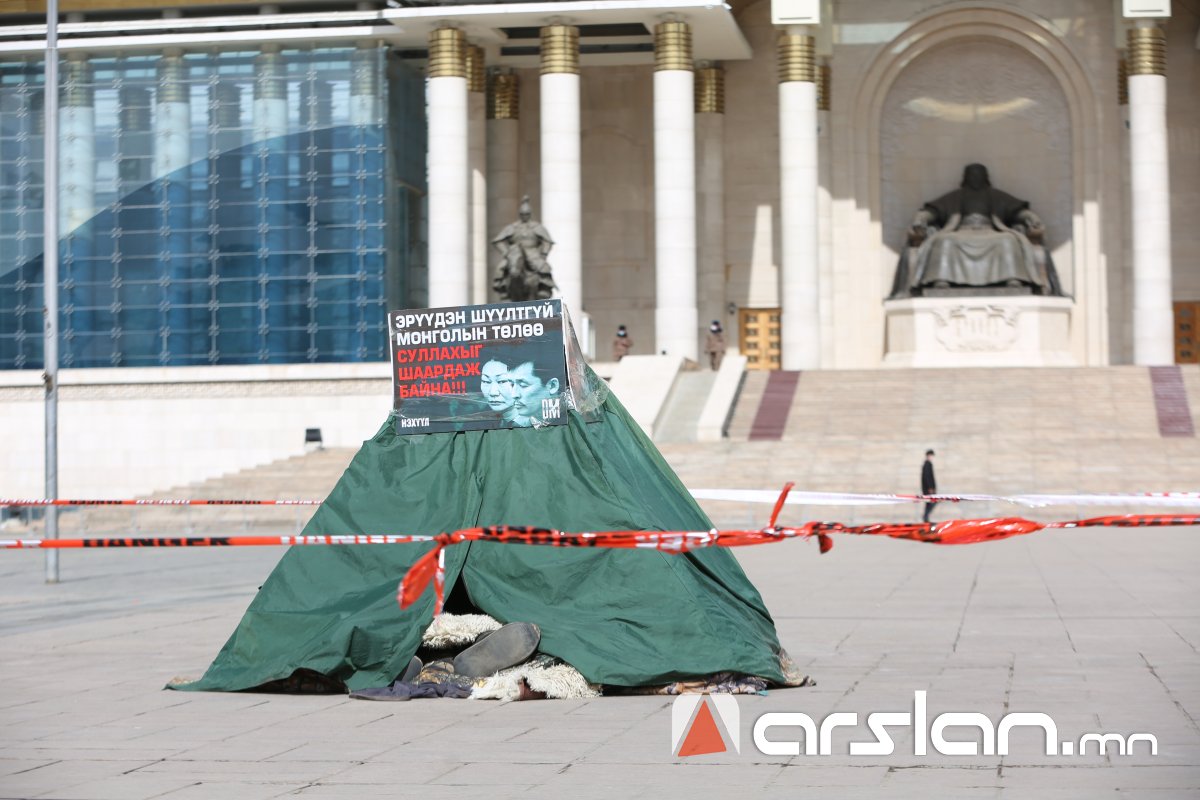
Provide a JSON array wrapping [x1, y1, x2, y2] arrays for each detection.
[[0, 0, 1197, 496]]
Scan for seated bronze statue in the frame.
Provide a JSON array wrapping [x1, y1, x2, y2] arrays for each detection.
[[889, 163, 1063, 298], [492, 195, 556, 302]]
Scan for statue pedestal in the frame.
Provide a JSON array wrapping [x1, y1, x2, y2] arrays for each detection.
[[883, 296, 1075, 368]]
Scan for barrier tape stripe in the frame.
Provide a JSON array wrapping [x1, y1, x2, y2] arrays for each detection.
[[5, 490, 1200, 509], [4, 515, 1195, 554], [0, 534, 438, 549], [2, 480, 1197, 618], [0, 499, 322, 507], [690, 489, 1200, 507]]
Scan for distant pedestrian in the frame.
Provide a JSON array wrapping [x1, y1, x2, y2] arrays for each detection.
[[704, 320, 726, 371], [921, 449, 937, 523], [612, 325, 632, 362]]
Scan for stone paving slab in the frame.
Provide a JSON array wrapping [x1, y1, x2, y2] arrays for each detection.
[[1, 523, 1198, 799]]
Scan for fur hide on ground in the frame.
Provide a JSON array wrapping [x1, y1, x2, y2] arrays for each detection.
[[421, 613, 502, 649], [471, 654, 601, 701]]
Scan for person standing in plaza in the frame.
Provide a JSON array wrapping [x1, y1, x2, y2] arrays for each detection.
[[612, 325, 632, 362], [704, 320, 726, 370], [921, 449, 937, 523]]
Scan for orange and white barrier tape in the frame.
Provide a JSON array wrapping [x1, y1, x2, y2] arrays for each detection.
[[0, 498, 321, 507], [5, 490, 1199, 509], [3, 485, 1196, 617], [690, 489, 1200, 508]]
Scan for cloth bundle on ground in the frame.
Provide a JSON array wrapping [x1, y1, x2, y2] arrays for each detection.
[[174, 388, 805, 694]]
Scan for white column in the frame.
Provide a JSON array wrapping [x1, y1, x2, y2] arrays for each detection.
[[349, 41, 381, 125], [59, 54, 94, 235], [427, 27, 470, 308], [487, 70, 520, 304], [778, 29, 820, 370], [817, 63, 833, 367], [252, 45, 288, 146], [154, 50, 191, 179], [1118, 56, 1133, 360], [467, 46, 488, 305], [1127, 23, 1173, 365], [540, 25, 582, 315], [695, 64, 726, 352], [652, 22, 697, 361]]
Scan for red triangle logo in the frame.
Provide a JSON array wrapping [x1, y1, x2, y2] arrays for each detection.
[[677, 699, 728, 757]]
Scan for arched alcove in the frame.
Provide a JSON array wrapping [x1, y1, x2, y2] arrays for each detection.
[[879, 38, 1074, 293], [843, 4, 1109, 365]]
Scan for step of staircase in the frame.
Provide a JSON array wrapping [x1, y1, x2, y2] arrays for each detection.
[[654, 370, 718, 443], [725, 370, 770, 440]]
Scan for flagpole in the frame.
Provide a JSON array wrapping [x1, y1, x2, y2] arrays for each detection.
[[43, 0, 60, 583]]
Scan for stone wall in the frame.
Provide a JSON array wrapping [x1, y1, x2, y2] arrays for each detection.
[[0, 364, 391, 499]]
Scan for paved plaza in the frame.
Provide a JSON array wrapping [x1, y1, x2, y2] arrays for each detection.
[[1, 509, 1198, 799]]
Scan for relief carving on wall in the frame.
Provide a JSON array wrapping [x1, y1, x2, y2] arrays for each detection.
[[932, 304, 1020, 352]]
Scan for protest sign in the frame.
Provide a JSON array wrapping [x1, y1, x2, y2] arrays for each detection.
[[388, 300, 569, 434]]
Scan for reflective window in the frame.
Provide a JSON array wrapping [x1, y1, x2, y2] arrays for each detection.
[[0, 46, 425, 368]]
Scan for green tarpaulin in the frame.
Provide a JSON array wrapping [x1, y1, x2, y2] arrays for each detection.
[[177, 390, 792, 692]]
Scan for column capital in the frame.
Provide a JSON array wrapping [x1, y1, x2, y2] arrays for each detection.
[[352, 43, 380, 98], [655, 20, 693, 72], [1118, 56, 1128, 105], [540, 24, 579, 74], [778, 33, 816, 83], [157, 52, 188, 103], [428, 26, 468, 79], [694, 64, 724, 114], [254, 49, 285, 101], [62, 54, 93, 107], [817, 62, 830, 110], [488, 69, 519, 120], [466, 45, 486, 93], [1126, 26, 1165, 76]]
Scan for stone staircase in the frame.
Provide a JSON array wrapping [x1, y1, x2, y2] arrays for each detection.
[[653, 370, 718, 443], [661, 365, 1200, 527], [16, 448, 357, 538], [9, 366, 1198, 536]]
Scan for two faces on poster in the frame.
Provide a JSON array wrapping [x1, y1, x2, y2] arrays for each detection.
[[478, 345, 562, 428]]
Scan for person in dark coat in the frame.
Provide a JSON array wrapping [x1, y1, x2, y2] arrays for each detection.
[[921, 449, 937, 523]]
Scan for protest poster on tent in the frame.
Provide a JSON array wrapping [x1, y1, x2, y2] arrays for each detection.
[[387, 299, 569, 434]]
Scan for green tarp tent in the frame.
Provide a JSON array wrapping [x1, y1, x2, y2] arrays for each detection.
[[177, 390, 793, 692]]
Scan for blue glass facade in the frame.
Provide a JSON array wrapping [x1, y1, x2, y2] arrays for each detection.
[[0, 46, 426, 369]]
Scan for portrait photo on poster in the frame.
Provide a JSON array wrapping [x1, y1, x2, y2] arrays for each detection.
[[388, 300, 570, 434]]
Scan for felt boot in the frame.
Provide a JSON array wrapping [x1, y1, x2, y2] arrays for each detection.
[[452, 622, 540, 678]]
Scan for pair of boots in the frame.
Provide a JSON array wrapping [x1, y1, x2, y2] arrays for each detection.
[[350, 622, 540, 701]]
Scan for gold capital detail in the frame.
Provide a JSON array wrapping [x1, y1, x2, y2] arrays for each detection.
[[1126, 26, 1165, 77], [428, 27, 467, 79], [778, 33, 815, 83], [540, 25, 579, 75], [655, 21, 693, 72], [466, 45, 486, 93], [817, 63, 830, 110], [694, 65, 724, 114], [488, 71, 519, 120], [62, 55, 93, 108], [252, 50, 282, 101], [1117, 57, 1128, 105], [352, 45, 379, 98]]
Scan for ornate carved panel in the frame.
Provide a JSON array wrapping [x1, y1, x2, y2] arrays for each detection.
[[932, 304, 1020, 352]]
